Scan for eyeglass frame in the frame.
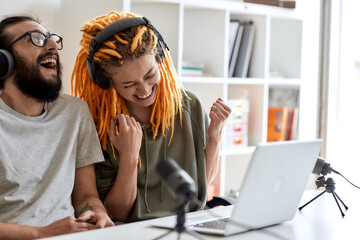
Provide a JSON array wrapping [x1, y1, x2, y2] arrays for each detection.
[[4, 30, 63, 50]]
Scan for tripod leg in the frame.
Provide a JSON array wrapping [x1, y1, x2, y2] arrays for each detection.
[[331, 192, 345, 217], [298, 190, 326, 211], [152, 229, 175, 240], [333, 191, 349, 210]]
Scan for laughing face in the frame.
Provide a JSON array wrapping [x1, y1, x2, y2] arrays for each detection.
[[106, 54, 161, 115], [6, 20, 62, 102]]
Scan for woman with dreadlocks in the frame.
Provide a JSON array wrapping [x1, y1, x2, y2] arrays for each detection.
[[72, 11, 231, 223]]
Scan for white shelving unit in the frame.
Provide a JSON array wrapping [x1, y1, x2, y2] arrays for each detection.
[[58, 0, 321, 197], [130, 0, 321, 196]]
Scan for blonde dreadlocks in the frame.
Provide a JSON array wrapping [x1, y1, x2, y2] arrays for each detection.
[[71, 11, 184, 156]]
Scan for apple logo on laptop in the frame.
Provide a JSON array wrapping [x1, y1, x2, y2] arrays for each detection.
[[273, 179, 283, 193]]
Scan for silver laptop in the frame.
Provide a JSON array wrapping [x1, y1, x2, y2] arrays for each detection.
[[152, 139, 323, 236]]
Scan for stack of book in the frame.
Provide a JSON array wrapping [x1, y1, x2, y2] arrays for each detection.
[[182, 60, 205, 76], [228, 20, 255, 78]]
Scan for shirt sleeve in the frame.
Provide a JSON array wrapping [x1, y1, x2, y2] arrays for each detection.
[[75, 101, 105, 168], [95, 147, 118, 201]]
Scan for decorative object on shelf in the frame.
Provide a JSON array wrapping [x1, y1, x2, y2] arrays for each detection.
[[269, 87, 299, 108], [225, 91, 249, 148], [269, 69, 287, 78], [244, 0, 296, 9], [267, 107, 289, 142]]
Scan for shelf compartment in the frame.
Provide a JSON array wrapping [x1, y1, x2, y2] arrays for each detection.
[[182, 8, 227, 77], [229, 13, 268, 78], [228, 84, 266, 145], [269, 18, 303, 78], [268, 85, 300, 108]]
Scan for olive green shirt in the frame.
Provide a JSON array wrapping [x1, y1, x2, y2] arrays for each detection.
[[96, 91, 208, 222]]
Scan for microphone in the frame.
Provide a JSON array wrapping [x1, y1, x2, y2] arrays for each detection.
[[312, 157, 360, 191], [156, 158, 196, 205], [313, 157, 332, 175]]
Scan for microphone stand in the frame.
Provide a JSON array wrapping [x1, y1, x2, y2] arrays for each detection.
[[298, 176, 348, 217], [153, 203, 206, 240]]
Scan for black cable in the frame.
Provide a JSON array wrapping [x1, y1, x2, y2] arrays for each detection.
[[332, 169, 360, 189]]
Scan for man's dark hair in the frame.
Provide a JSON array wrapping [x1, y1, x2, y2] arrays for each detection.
[[0, 15, 40, 89]]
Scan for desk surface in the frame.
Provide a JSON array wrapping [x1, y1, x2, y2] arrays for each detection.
[[42, 183, 360, 240]]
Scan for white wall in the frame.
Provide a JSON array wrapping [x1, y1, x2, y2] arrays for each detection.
[[1, 0, 61, 32], [59, 0, 128, 94], [1, 0, 129, 94]]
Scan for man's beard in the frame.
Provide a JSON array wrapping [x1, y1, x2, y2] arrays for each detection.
[[12, 51, 62, 103]]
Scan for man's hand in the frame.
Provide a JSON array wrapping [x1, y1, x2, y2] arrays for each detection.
[[37, 216, 97, 238], [72, 165, 115, 230]]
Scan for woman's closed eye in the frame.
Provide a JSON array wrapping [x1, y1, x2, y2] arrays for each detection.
[[123, 82, 136, 88], [145, 72, 156, 80]]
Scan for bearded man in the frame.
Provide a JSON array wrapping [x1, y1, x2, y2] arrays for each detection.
[[0, 15, 114, 239]]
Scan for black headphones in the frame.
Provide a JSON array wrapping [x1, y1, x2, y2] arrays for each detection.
[[87, 17, 168, 89], [0, 49, 15, 80]]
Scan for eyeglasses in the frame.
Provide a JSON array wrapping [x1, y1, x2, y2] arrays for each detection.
[[4, 30, 63, 50]]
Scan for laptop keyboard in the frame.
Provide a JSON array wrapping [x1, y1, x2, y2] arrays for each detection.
[[194, 218, 229, 230]]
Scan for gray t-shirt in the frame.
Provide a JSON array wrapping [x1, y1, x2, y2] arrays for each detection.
[[0, 94, 104, 226]]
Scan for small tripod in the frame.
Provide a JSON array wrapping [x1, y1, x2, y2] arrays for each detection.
[[153, 205, 206, 240], [298, 176, 348, 217]]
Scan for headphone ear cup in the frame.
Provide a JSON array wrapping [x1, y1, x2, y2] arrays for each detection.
[[87, 51, 110, 89], [93, 65, 111, 89], [0, 49, 14, 80]]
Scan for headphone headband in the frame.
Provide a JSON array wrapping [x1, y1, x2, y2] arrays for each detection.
[[89, 17, 148, 59], [87, 17, 168, 89]]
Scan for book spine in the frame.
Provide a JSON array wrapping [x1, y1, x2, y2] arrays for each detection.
[[267, 107, 289, 142]]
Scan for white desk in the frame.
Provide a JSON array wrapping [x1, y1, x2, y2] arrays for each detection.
[[42, 183, 360, 240]]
